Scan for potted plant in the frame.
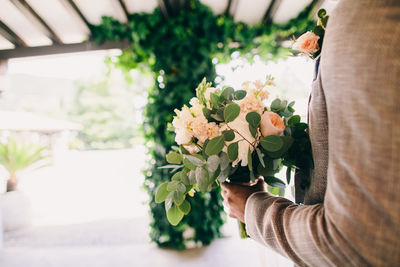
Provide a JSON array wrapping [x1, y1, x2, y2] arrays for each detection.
[[0, 138, 51, 192]]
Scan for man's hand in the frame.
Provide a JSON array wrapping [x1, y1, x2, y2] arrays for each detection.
[[221, 179, 266, 222]]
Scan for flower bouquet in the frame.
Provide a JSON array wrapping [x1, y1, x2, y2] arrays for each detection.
[[155, 76, 312, 236]]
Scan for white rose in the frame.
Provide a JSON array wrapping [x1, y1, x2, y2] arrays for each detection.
[[189, 97, 204, 117], [175, 128, 193, 145], [172, 105, 193, 129]]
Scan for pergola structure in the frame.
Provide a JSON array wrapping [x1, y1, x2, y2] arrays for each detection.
[[0, 0, 336, 92]]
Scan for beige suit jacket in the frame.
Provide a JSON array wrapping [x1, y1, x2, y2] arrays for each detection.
[[244, 0, 400, 266]]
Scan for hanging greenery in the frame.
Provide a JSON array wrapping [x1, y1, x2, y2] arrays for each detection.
[[91, 0, 317, 250]]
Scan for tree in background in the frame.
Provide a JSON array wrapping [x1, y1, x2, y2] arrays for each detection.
[[69, 71, 150, 150]]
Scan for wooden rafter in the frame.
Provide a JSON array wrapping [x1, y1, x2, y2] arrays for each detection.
[[62, 0, 92, 32], [262, 0, 283, 24], [225, 0, 233, 16], [117, 0, 130, 19], [0, 20, 27, 47], [10, 0, 63, 44], [0, 41, 130, 60]]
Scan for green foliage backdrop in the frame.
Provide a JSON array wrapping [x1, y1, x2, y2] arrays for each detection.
[[92, 0, 317, 249]]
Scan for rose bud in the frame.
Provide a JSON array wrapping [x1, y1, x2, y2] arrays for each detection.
[[260, 111, 285, 137]]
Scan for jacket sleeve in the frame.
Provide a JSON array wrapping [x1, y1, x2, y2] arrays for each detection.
[[244, 1, 400, 266]]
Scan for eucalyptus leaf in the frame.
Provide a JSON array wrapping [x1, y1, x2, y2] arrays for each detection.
[[264, 176, 286, 188], [224, 103, 240, 122], [246, 112, 261, 128], [260, 135, 284, 152], [167, 204, 184, 226], [234, 90, 246, 100], [188, 170, 196, 184], [256, 148, 265, 168], [183, 158, 197, 170], [166, 151, 183, 164], [227, 142, 238, 161], [178, 200, 191, 215], [155, 182, 169, 203], [184, 155, 205, 167], [271, 99, 281, 110], [219, 152, 230, 170], [167, 180, 180, 191], [223, 130, 235, 142], [205, 136, 225, 156], [248, 147, 253, 171], [206, 155, 220, 173], [196, 167, 210, 192]]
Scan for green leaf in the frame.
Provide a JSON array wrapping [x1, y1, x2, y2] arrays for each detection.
[[181, 172, 191, 185], [206, 155, 220, 173], [173, 190, 185, 206], [210, 93, 220, 109], [167, 204, 184, 226], [234, 90, 246, 100], [222, 87, 234, 101], [249, 125, 257, 138], [223, 130, 235, 142], [202, 108, 211, 119], [210, 113, 224, 122], [286, 166, 292, 184], [184, 155, 205, 167], [205, 136, 225, 156], [246, 112, 261, 128], [188, 170, 196, 184], [313, 26, 324, 36], [196, 167, 210, 192], [155, 182, 169, 203], [183, 158, 197, 170], [260, 135, 283, 152], [167, 180, 180, 191], [266, 136, 294, 158], [166, 151, 183, 164], [264, 176, 286, 188], [179, 145, 190, 155], [178, 200, 191, 215], [171, 171, 182, 181], [227, 142, 238, 161], [271, 99, 281, 110], [219, 152, 229, 170], [318, 8, 327, 18], [224, 103, 240, 122], [256, 148, 265, 168], [288, 115, 301, 126], [250, 171, 255, 182], [248, 148, 253, 171]]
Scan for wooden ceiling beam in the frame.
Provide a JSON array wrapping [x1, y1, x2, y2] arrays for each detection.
[[262, 0, 283, 24], [10, 0, 63, 44], [0, 20, 27, 47], [0, 41, 130, 60], [61, 0, 92, 34]]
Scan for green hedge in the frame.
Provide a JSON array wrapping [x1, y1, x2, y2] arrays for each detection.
[[92, 0, 317, 250]]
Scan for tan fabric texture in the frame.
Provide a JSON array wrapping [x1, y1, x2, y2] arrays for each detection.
[[244, 0, 400, 266]]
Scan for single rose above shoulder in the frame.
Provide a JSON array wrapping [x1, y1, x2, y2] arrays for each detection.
[[292, 31, 320, 56], [260, 111, 285, 137]]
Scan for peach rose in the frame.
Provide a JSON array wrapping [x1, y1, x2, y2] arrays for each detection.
[[292, 31, 320, 56], [260, 112, 285, 137]]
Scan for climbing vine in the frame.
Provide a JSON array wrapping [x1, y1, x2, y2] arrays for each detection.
[[91, 0, 317, 250]]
